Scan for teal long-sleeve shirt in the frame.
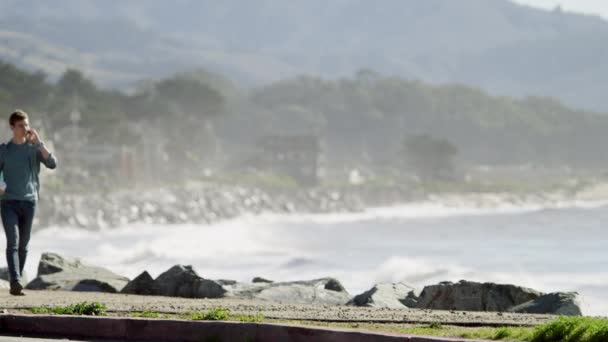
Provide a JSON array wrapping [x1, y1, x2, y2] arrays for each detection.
[[0, 141, 57, 202]]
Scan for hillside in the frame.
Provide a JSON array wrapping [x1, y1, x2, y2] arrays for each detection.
[[1, 0, 607, 110]]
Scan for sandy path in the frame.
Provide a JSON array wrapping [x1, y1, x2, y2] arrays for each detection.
[[0, 290, 558, 327]]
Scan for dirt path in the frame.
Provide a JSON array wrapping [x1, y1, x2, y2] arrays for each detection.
[[0, 290, 557, 327]]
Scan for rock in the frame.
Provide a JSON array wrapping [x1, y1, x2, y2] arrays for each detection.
[[416, 280, 541, 312], [216, 279, 238, 286], [509, 292, 582, 316], [121, 271, 159, 295], [71, 279, 123, 292], [26, 252, 129, 293], [153, 265, 225, 298], [0, 267, 28, 284], [252, 277, 274, 284], [324, 278, 347, 292], [36, 252, 83, 276], [348, 282, 418, 308], [224, 277, 350, 305]]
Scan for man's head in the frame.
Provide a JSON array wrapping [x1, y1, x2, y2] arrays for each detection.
[[9, 109, 30, 139]]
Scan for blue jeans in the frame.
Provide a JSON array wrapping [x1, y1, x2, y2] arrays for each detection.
[[0, 199, 36, 285]]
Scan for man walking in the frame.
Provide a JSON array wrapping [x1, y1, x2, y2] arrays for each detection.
[[0, 110, 57, 295]]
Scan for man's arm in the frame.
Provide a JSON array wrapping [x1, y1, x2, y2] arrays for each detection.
[[36, 142, 57, 169], [0, 143, 5, 172], [0, 144, 6, 195], [29, 129, 57, 169]]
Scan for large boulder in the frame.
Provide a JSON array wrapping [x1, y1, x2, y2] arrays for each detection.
[[416, 280, 541, 312], [25, 252, 129, 292], [120, 271, 159, 295], [509, 292, 583, 316], [153, 265, 225, 298], [36, 252, 83, 276], [348, 282, 419, 308], [224, 277, 350, 305]]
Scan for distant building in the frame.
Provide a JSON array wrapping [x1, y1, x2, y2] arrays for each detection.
[[52, 117, 143, 184], [254, 135, 324, 186]]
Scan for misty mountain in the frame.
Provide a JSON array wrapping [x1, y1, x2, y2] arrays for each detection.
[[1, 0, 607, 110]]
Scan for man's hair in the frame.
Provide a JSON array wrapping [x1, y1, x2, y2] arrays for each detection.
[[9, 109, 28, 126]]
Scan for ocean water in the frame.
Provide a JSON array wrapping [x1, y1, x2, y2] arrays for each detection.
[[20, 199, 608, 316]]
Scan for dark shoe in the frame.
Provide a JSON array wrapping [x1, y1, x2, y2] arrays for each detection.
[[9, 288, 24, 296], [9, 281, 24, 296]]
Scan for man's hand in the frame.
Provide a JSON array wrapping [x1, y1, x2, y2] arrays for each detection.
[[29, 129, 54, 164], [27, 128, 41, 145]]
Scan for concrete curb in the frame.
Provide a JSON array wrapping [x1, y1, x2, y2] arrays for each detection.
[[0, 314, 491, 342]]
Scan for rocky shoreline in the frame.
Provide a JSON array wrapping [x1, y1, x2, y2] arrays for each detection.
[[8, 253, 583, 318], [33, 183, 407, 230], [32, 181, 605, 231]]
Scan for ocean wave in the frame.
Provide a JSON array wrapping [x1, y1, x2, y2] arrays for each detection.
[[235, 197, 608, 224]]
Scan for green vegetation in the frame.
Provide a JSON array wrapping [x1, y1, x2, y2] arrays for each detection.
[[528, 317, 608, 342], [0, 61, 225, 182], [4, 59, 608, 191], [29, 304, 264, 323], [250, 75, 608, 169], [132, 308, 164, 319], [191, 307, 232, 321], [29, 301, 107, 316], [3, 59, 608, 171], [27, 304, 608, 341], [402, 134, 459, 181], [271, 317, 608, 341], [428, 321, 443, 329], [130, 307, 264, 323], [269, 319, 534, 340], [230, 313, 266, 323], [189, 307, 264, 323]]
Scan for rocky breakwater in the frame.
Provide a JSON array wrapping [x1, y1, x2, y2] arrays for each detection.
[[121, 266, 350, 305], [348, 280, 582, 316], [34, 184, 406, 230], [23, 253, 351, 306], [33, 181, 591, 232], [18, 253, 583, 316], [25, 252, 129, 292]]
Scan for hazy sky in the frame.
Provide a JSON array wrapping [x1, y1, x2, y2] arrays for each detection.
[[514, 0, 608, 18]]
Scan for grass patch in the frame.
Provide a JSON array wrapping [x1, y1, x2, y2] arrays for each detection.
[[132, 308, 164, 319], [268, 319, 535, 340], [131, 307, 264, 323], [29, 301, 107, 316], [230, 313, 266, 323], [428, 322, 443, 329], [277, 317, 607, 341], [28, 304, 608, 341], [190, 307, 264, 323], [529, 316, 608, 342], [191, 307, 232, 321]]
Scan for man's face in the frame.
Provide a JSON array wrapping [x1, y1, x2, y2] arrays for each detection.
[[11, 119, 29, 138]]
